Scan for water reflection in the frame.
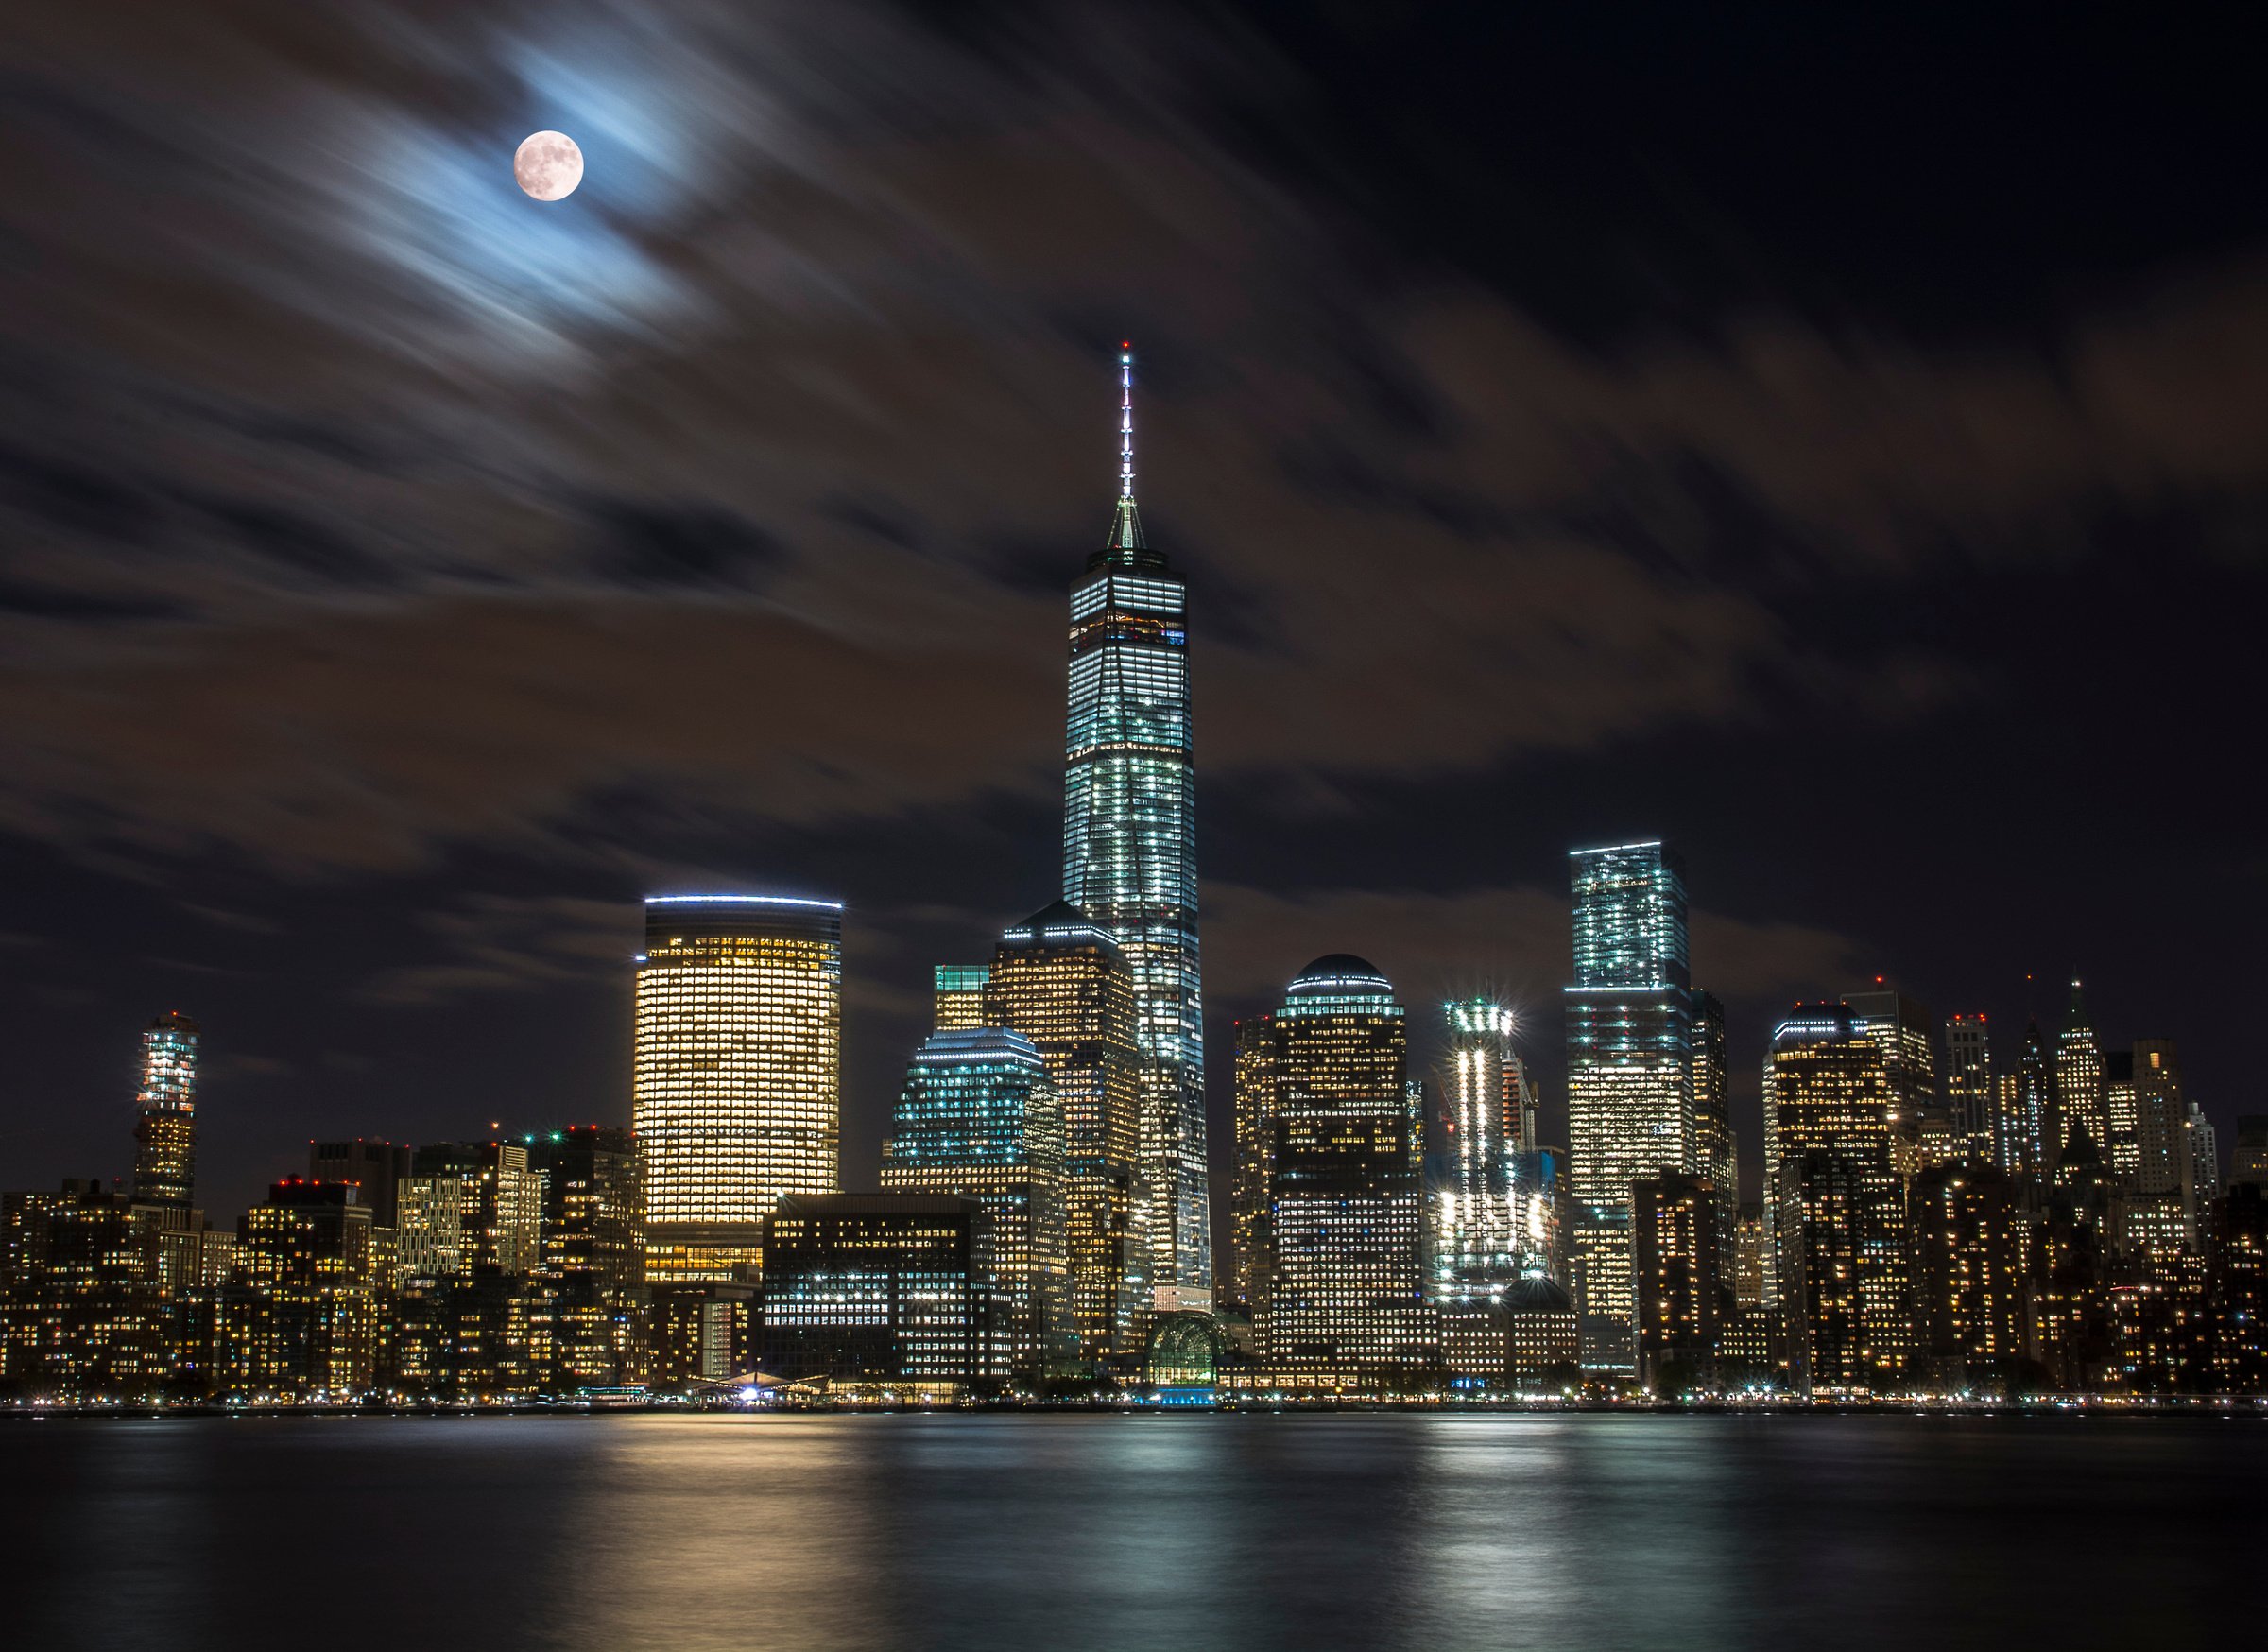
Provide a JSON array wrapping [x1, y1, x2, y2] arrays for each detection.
[[2, 1413, 2260, 1651]]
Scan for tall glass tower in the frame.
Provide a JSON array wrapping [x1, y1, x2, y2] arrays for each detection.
[[132, 1010, 200, 1209], [1062, 347, 1209, 1299], [1432, 998, 1524, 1305], [1564, 840, 1694, 1371]]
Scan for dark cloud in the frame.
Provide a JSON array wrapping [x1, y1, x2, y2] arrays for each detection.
[[0, 1, 2262, 1218]]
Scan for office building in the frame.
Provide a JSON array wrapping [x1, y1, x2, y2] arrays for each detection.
[[1633, 1170, 1721, 1393], [2054, 979, 2107, 1158], [2103, 1052, 2141, 1181], [1060, 349, 1208, 1299], [879, 1026, 1066, 1372], [2229, 1116, 2268, 1192], [933, 965, 990, 1031], [1432, 998, 1525, 1306], [757, 1194, 995, 1392], [982, 901, 1143, 1359], [2189, 1104, 2222, 1208], [1565, 840, 1694, 1372], [634, 893, 842, 1281], [2004, 1020, 2057, 1177], [1765, 1004, 1910, 1395], [1258, 956, 1428, 1387]]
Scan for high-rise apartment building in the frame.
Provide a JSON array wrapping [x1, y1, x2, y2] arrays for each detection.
[[1765, 1004, 1910, 1395], [1060, 350, 1208, 1300], [1944, 1014, 1994, 1162], [397, 1142, 541, 1280], [1689, 987, 1738, 1293], [1910, 1161, 2026, 1387], [1846, 988, 1938, 1175], [1565, 840, 1693, 1372], [527, 1127, 644, 1291], [1432, 998, 1525, 1306], [131, 1011, 199, 1209], [1633, 1170, 1721, 1393], [309, 1140, 412, 1230], [2055, 979, 2107, 1158], [217, 1179, 375, 1401], [634, 893, 842, 1281], [880, 1027, 1066, 1372], [1258, 956, 1428, 1386], [980, 902, 1142, 1359]]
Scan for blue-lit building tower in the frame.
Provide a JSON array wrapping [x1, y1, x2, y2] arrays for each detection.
[[1565, 841, 1695, 1373], [880, 1026, 1069, 1373], [1062, 347, 1210, 1301]]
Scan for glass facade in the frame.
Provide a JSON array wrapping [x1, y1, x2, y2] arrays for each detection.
[[132, 1010, 199, 1209], [633, 894, 842, 1275], [1944, 1014, 1993, 1162], [1061, 350, 1209, 1296], [757, 1194, 994, 1392], [879, 1026, 1067, 1372], [1564, 841, 1694, 1371]]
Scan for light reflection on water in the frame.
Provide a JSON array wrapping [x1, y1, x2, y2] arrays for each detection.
[[3, 1412, 2259, 1651]]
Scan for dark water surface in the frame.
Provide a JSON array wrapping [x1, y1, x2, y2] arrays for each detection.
[[2, 1412, 2259, 1650]]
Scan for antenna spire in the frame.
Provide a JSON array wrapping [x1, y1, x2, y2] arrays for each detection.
[[1119, 342, 1135, 501]]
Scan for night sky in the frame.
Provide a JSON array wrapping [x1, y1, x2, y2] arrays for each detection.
[[4, 3, 2262, 1236]]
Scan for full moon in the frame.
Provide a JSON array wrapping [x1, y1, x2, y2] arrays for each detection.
[[513, 131, 583, 201]]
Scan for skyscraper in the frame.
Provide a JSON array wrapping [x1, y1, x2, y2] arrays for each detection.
[[933, 965, 990, 1031], [1431, 998, 1525, 1307], [131, 1011, 199, 1209], [1689, 987, 1738, 1295], [1846, 988, 1938, 1174], [981, 901, 1143, 1358], [1633, 1170, 1722, 1394], [1910, 1161, 2026, 1389], [1945, 1014, 1993, 1162], [880, 1026, 1067, 1372], [2007, 1019, 2057, 1177], [1228, 1011, 1279, 1319], [2055, 979, 2107, 1158], [1765, 1004, 1910, 1395], [634, 893, 842, 1281], [1258, 956, 1428, 1387], [1565, 840, 1693, 1372], [1061, 348, 1208, 1301]]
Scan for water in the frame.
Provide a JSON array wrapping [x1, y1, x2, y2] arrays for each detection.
[[2, 1412, 2259, 1650]]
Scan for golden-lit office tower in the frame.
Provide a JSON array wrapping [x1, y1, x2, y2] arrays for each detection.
[[2103, 1051, 2141, 1181], [1259, 956, 1429, 1387], [131, 1010, 200, 1209], [219, 1179, 375, 1401], [1565, 842, 1694, 1375], [1944, 1014, 1994, 1162], [1433, 999, 1526, 1306], [1632, 1171, 1721, 1393], [1765, 1004, 1911, 1394], [880, 1027, 1067, 1373], [981, 902, 1143, 1359], [2054, 979, 2107, 1159], [635, 893, 843, 1281], [1910, 1161, 2025, 1386], [1845, 988, 1939, 1178], [933, 965, 989, 1031], [1689, 988, 1738, 1293], [1229, 1011, 1280, 1319]]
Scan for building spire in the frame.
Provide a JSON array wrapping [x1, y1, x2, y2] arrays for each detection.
[[1103, 341, 1148, 558]]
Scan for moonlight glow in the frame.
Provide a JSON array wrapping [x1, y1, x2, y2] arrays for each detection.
[[513, 131, 583, 201]]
